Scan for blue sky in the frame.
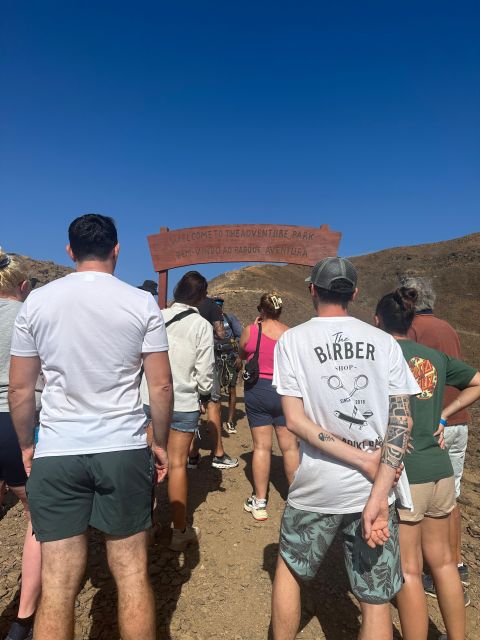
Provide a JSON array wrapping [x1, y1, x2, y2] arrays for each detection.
[[1, 1, 479, 293]]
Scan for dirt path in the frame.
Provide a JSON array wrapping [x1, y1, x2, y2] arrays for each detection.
[[1, 398, 479, 639]]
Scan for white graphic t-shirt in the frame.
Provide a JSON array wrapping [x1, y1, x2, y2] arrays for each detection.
[[273, 316, 420, 514]]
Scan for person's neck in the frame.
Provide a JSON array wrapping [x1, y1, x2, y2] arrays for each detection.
[[315, 303, 349, 318], [0, 292, 22, 301], [392, 333, 408, 340], [76, 259, 115, 274]]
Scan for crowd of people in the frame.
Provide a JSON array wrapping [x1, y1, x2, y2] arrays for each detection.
[[0, 213, 478, 640]]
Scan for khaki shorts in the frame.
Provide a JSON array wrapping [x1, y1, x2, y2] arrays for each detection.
[[399, 476, 456, 523]]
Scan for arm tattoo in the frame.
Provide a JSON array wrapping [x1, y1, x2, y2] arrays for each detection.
[[318, 432, 335, 442], [381, 394, 411, 470]]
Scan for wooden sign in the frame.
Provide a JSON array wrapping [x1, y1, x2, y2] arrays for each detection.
[[148, 224, 341, 307]]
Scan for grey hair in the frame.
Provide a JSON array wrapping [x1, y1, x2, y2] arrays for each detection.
[[399, 276, 436, 311]]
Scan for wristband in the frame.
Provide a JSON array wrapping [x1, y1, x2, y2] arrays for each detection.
[[439, 418, 447, 427]]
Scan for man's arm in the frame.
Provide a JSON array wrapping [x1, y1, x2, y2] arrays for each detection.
[[143, 351, 174, 483], [281, 396, 381, 481], [8, 355, 42, 476], [362, 394, 412, 548]]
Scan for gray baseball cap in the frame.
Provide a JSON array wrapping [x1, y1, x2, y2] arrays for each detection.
[[305, 257, 357, 292]]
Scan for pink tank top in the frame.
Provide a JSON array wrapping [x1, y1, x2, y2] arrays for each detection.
[[244, 323, 278, 380]]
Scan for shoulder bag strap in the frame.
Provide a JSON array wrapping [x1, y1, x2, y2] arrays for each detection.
[[252, 322, 262, 359], [165, 309, 196, 328]]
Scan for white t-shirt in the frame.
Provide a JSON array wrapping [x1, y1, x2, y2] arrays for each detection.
[[273, 316, 420, 514], [10, 272, 168, 458], [141, 302, 214, 412]]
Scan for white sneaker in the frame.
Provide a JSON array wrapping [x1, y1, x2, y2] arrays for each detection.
[[169, 526, 201, 551], [225, 421, 237, 434], [244, 496, 268, 521]]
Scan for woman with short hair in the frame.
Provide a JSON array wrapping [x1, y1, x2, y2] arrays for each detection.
[[239, 292, 299, 521]]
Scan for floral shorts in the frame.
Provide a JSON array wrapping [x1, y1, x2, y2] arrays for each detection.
[[279, 503, 402, 604]]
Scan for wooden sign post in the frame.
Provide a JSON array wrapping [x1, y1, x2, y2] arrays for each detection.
[[148, 224, 341, 308]]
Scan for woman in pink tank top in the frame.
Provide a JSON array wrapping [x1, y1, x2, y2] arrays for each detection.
[[239, 293, 299, 521]]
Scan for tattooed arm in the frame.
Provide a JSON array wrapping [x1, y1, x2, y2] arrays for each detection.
[[281, 396, 381, 481], [362, 394, 413, 548]]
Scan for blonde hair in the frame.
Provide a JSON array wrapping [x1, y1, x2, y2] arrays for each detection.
[[258, 291, 283, 319], [0, 249, 29, 294]]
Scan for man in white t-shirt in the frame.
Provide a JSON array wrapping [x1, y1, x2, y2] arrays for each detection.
[[271, 257, 420, 640], [8, 214, 173, 640]]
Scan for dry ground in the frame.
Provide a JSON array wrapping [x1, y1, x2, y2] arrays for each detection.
[[1, 398, 479, 640]]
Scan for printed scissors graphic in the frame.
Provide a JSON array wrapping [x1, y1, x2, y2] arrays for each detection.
[[327, 374, 368, 397]]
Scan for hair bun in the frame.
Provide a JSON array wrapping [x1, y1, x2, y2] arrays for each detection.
[[399, 286, 418, 303], [395, 287, 418, 312]]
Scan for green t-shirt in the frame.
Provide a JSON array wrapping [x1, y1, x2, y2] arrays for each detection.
[[399, 340, 476, 484]]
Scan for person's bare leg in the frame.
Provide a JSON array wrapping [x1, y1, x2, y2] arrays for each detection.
[[449, 505, 462, 565], [422, 514, 465, 640], [106, 530, 155, 640], [227, 386, 237, 423], [208, 401, 224, 457], [167, 430, 195, 531], [358, 602, 392, 640], [10, 486, 41, 618], [271, 555, 301, 640], [34, 533, 88, 640], [275, 426, 300, 485], [251, 425, 273, 500], [396, 521, 428, 640]]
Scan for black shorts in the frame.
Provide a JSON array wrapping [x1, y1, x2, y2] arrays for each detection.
[[0, 412, 28, 487]]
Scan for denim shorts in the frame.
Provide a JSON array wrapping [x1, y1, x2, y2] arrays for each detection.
[[170, 410, 200, 433], [245, 377, 286, 428]]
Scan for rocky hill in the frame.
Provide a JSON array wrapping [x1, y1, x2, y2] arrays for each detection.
[[209, 232, 480, 369], [12, 253, 73, 286]]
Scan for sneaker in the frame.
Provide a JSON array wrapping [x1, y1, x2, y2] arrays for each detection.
[[5, 620, 34, 640], [244, 495, 268, 521], [168, 526, 201, 552], [211, 453, 238, 469], [187, 454, 200, 469], [225, 421, 237, 434], [458, 562, 470, 586]]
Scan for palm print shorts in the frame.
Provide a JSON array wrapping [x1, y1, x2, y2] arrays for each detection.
[[279, 503, 402, 604]]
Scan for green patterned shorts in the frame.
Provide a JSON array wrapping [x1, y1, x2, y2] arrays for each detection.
[[279, 503, 402, 604]]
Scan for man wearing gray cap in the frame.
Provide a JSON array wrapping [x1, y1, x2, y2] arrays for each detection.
[[271, 257, 420, 640]]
